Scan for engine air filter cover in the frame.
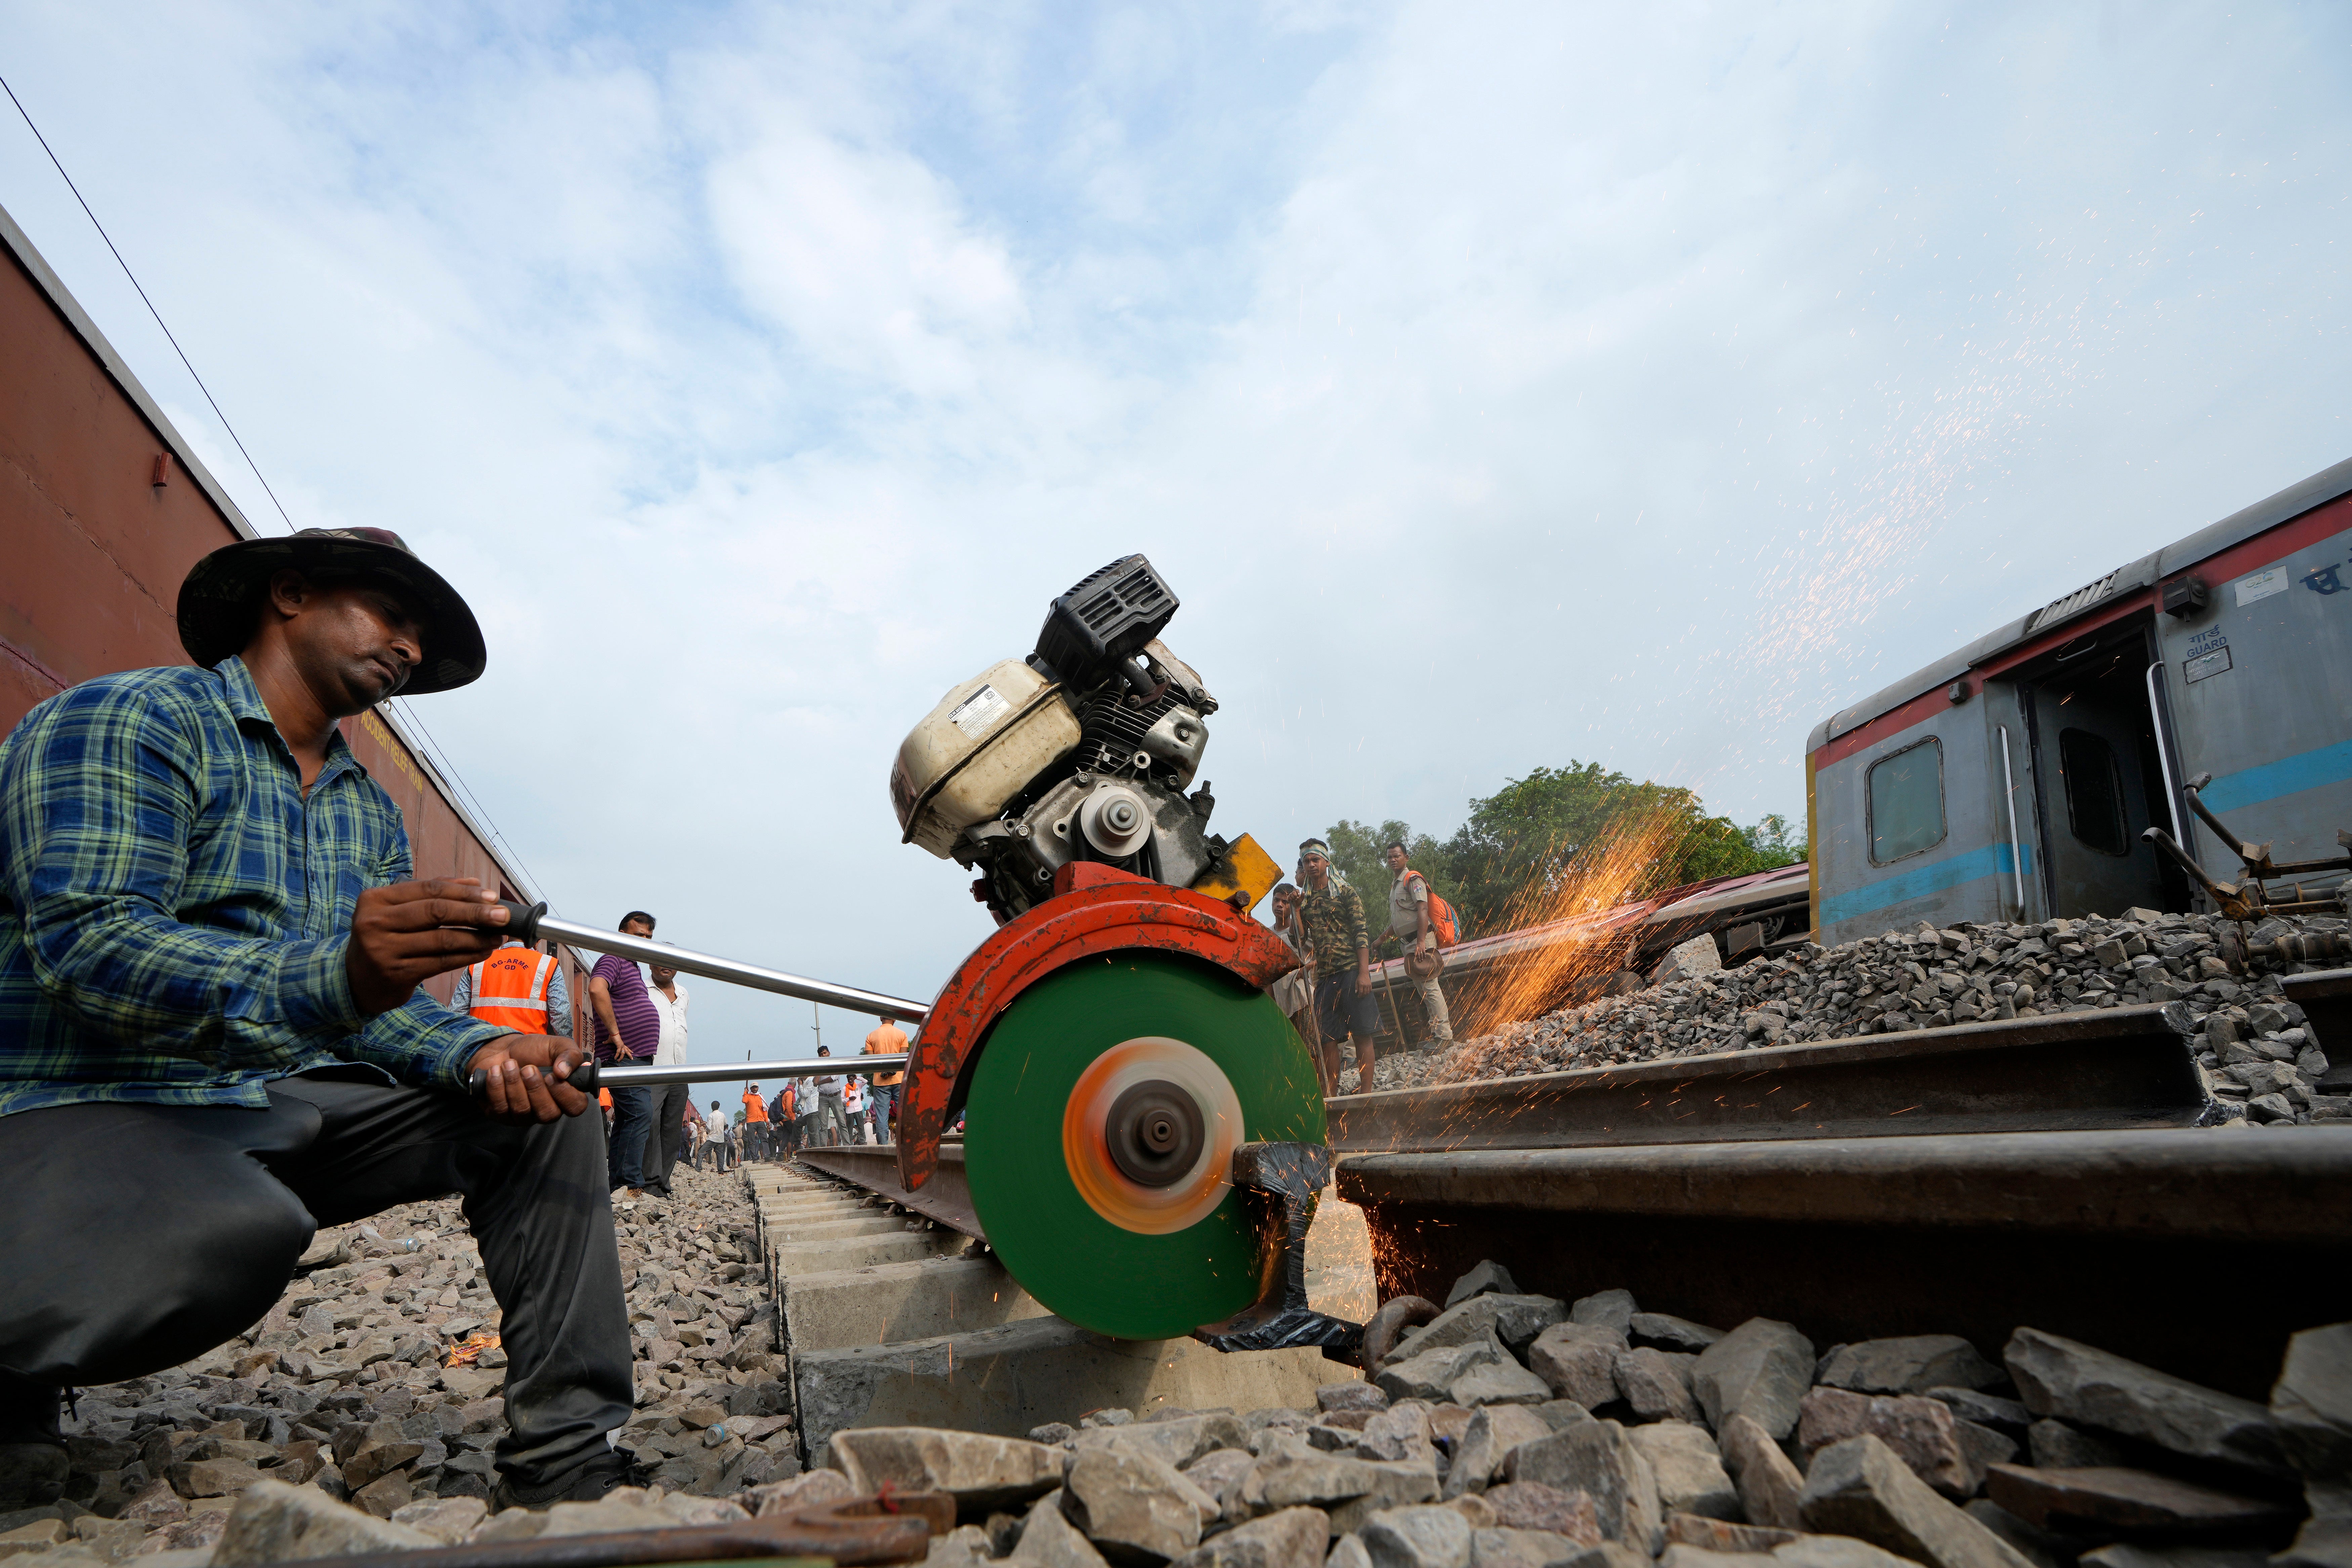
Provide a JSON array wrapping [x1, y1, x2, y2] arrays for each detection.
[[1034, 555, 1178, 685]]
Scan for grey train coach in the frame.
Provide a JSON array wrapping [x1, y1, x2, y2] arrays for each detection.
[[1806, 456, 2352, 946]]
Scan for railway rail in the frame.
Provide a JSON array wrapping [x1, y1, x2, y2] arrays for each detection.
[[784, 976, 2352, 1418]]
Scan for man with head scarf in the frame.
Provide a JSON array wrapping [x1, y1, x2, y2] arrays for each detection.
[[1296, 839, 1380, 1094]]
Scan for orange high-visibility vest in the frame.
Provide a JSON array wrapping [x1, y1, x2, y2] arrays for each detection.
[[467, 946, 556, 1034]]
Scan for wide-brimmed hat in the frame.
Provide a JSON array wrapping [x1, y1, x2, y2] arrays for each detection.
[[177, 527, 486, 695]]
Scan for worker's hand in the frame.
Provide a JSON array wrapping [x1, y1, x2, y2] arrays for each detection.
[[347, 879, 508, 1016], [468, 1034, 592, 1124], [1357, 961, 1373, 989]]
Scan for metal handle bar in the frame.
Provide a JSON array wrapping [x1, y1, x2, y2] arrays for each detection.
[[468, 1053, 909, 1099], [601, 1055, 907, 1088], [492, 902, 931, 1021]]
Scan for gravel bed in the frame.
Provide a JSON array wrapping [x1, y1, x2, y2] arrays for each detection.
[[5, 1163, 791, 1561], [22, 1252, 2341, 1568], [1359, 910, 2348, 1125]]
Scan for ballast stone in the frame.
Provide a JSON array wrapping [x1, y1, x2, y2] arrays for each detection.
[[1719, 1413, 1807, 1531], [1800, 1436, 2036, 1568], [1446, 1263, 1524, 1309], [210, 1478, 436, 1565], [1617, 1349, 1704, 1424], [1009, 1489, 1111, 1568], [2003, 1329, 2293, 1480], [1816, 1338, 2005, 1397], [1528, 1323, 1625, 1411], [1627, 1422, 1738, 1521], [1503, 1420, 1663, 1556], [1695, 1321, 1817, 1441], [1360, 1504, 1474, 1568], [1061, 1447, 1216, 1566], [1391, 1296, 1569, 1363], [1166, 1507, 1330, 1568], [829, 1427, 1065, 1512]]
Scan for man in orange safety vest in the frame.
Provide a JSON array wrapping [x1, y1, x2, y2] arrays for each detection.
[[452, 938, 575, 1042]]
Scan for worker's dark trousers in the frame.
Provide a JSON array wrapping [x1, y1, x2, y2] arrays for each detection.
[[637, 1083, 689, 1196], [605, 1086, 650, 1191], [0, 1070, 631, 1489]]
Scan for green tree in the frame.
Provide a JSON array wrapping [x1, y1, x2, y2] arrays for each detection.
[[1325, 765, 1806, 942]]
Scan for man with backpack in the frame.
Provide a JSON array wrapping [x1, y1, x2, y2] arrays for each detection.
[[1384, 842, 1456, 1046]]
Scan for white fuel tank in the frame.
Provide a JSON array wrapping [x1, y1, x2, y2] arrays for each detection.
[[891, 659, 1082, 858]]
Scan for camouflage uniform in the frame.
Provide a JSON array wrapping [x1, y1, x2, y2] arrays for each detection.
[[1300, 878, 1377, 1040]]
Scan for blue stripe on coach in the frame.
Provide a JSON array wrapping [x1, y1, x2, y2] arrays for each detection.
[[1820, 842, 2033, 928], [2199, 738, 2352, 815]]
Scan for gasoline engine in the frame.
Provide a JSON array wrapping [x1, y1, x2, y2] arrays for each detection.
[[479, 556, 1359, 1357], [889, 554, 1250, 923], [874, 555, 1352, 1352]]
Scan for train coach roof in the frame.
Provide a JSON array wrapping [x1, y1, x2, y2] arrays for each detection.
[[1806, 454, 2352, 754]]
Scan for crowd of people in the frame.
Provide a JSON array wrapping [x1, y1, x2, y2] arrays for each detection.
[[461, 910, 917, 1194], [708, 1012, 909, 1163]]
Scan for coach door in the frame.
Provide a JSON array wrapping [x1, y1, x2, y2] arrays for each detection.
[[2018, 619, 2184, 920]]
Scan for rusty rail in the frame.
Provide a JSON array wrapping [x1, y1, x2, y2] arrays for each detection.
[[1324, 1003, 2211, 1152], [1335, 1126, 2352, 1400], [795, 1142, 984, 1239]]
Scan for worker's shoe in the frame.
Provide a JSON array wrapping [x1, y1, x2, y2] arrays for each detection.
[[491, 1446, 655, 1510], [0, 1443, 70, 1509]]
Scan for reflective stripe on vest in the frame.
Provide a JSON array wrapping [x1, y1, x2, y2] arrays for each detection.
[[469, 949, 554, 1035]]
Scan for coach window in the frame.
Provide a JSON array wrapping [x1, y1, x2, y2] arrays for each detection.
[[2060, 729, 2130, 855], [1868, 737, 1946, 864]]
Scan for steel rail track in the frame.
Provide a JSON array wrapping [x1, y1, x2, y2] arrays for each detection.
[[1323, 1002, 2210, 1151], [782, 985, 2352, 1397], [794, 1141, 981, 1237]]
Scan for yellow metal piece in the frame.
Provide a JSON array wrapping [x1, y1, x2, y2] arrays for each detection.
[[1191, 833, 1283, 913]]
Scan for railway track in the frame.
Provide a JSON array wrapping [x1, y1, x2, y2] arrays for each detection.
[[760, 976, 2352, 1464]]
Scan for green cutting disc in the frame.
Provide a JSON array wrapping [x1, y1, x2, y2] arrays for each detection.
[[963, 950, 1328, 1340]]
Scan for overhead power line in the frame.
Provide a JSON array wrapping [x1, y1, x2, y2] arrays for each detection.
[[2, 71, 546, 898]]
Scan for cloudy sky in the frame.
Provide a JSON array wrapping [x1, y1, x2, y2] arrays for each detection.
[[5, 1, 2347, 1059]]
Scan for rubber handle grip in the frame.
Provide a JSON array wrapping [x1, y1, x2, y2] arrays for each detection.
[[496, 899, 548, 947], [467, 1054, 600, 1099]]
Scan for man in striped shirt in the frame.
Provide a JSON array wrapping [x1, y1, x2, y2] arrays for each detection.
[[587, 913, 660, 1194]]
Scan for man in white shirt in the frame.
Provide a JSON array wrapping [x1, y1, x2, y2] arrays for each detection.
[[812, 1045, 846, 1147], [638, 959, 691, 1197]]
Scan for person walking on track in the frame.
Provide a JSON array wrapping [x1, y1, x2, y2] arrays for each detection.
[[0, 527, 637, 1510]]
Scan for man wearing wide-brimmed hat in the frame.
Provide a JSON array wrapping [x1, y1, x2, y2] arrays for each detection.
[[0, 528, 642, 1509]]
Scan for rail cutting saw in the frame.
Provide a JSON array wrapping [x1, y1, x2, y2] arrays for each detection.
[[485, 556, 1361, 1359]]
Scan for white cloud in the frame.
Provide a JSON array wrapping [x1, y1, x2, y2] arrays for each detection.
[[708, 117, 1026, 396], [3, 0, 2346, 1054]]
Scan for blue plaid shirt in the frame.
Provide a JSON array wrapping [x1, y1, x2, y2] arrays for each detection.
[[0, 657, 503, 1117]]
